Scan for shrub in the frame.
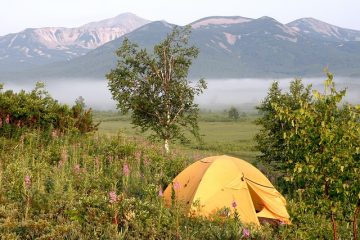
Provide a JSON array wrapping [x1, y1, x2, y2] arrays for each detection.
[[255, 72, 360, 239], [0, 82, 98, 138]]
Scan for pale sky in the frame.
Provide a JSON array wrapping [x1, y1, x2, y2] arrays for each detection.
[[1, 0, 359, 36]]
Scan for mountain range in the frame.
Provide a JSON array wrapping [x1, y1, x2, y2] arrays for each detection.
[[0, 13, 149, 72], [1, 13, 360, 81]]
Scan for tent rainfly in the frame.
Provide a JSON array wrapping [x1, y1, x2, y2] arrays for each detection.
[[163, 155, 290, 225]]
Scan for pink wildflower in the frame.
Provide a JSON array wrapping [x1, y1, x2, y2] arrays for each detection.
[[109, 191, 118, 204], [242, 228, 250, 238], [158, 186, 164, 197], [5, 114, 10, 124], [232, 200, 237, 209], [123, 163, 130, 177], [24, 175, 31, 189], [173, 181, 181, 191], [74, 164, 81, 174]]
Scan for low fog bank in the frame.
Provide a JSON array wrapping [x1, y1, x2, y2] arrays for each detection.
[[2, 78, 117, 110], [2, 77, 359, 111], [197, 77, 360, 111]]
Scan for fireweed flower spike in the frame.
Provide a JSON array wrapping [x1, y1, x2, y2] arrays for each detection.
[[173, 181, 181, 191], [109, 191, 118, 204], [158, 186, 164, 197], [123, 163, 130, 177], [74, 164, 81, 174], [24, 175, 31, 189], [242, 228, 250, 238]]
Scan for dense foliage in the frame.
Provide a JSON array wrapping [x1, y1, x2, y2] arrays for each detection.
[[255, 73, 360, 239], [0, 131, 253, 239], [0, 82, 98, 137], [2, 129, 358, 239], [107, 26, 207, 153], [1, 76, 359, 239]]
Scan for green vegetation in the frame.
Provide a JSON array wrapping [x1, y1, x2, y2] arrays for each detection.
[[0, 115, 357, 239], [228, 107, 240, 121], [256, 72, 360, 239], [95, 111, 259, 161], [0, 73, 359, 239], [107, 26, 206, 153], [0, 82, 98, 138]]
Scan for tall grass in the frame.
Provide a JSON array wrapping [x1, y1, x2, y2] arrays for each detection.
[[0, 123, 356, 239]]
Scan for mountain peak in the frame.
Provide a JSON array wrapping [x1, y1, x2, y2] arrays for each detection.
[[254, 16, 285, 26], [191, 16, 252, 29], [81, 12, 150, 29], [287, 17, 360, 41], [288, 17, 337, 29], [258, 16, 276, 21], [0, 13, 151, 67]]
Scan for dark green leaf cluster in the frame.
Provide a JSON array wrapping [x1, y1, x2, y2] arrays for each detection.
[[107, 26, 206, 150], [255, 79, 312, 170], [0, 82, 98, 137]]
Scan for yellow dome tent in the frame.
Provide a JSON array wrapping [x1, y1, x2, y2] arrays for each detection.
[[163, 155, 290, 225]]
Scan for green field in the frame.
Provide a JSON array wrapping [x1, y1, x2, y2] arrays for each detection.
[[0, 109, 356, 238], [96, 111, 260, 162]]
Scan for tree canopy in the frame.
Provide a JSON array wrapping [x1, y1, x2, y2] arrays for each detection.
[[228, 107, 240, 121], [107, 26, 206, 153]]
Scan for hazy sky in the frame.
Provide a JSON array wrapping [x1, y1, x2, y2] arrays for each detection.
[[0, 0, 359, 36]]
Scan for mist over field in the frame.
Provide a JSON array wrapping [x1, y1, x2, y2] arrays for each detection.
[[2, 77, 359, 111]]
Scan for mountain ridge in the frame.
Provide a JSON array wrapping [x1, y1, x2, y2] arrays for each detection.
[[287, 17, 360, 42], [1, 14, 360, 81], [0, 13, 150, 71]]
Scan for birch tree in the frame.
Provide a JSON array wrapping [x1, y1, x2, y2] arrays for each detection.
[[107, 26, 206, 153]]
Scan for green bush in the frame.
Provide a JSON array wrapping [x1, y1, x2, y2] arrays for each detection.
[[0, 82, 98, 138], [255, 73, 360, 239]]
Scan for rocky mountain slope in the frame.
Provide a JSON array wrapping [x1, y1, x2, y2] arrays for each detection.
[[0, 13, 149, 71], [1, 14, 360, 81]]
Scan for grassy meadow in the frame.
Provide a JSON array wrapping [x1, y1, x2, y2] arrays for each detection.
[[95, 113, 260, 166], [96, 111, 260, 161], [0, 109, 357, 239]]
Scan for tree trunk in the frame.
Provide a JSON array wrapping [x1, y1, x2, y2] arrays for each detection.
[[331, 211, 337, 240], [164, 108, 171, 154], [164, 139, 170, 154], [353, 199, 360, 240]]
